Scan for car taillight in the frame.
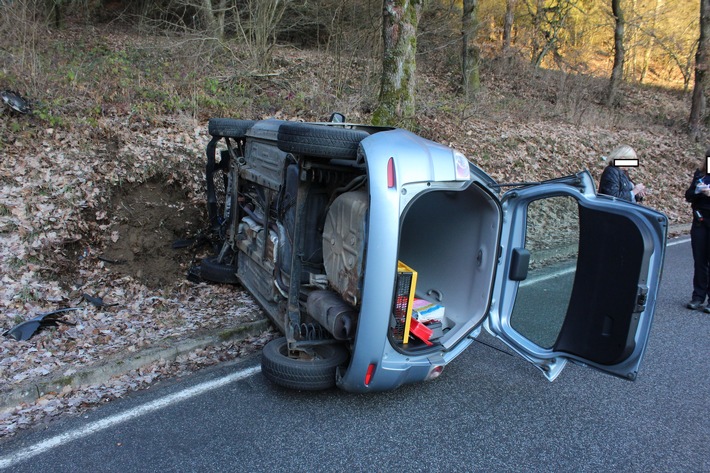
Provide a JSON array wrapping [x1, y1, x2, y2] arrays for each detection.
[[426, 365, 444, 381], [365, 363, 376, 386], [454, 151, 470, 181], [387, 157, 396, 188]]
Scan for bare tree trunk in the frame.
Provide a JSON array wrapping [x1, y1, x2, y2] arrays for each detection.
[[503, 0, 516, 56], [689, 0, 710, 140], [533, 38, 556, 68], [640, 0, 662, 84], [216, 0, 226, 38], [529, 0, 545, 64], [233, 0, 290, 71], [605, 0, 626, 107], [199, 0, 218, 35], [372, 0, 424, 127], [629, 0, 638, 81], [48, 0, 63, 29], [462, 0, 480, 95], [528, 0, 572, 69], [194, 0, 228, 38]]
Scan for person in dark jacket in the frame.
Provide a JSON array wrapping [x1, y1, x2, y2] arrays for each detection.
[[598, 145, 647, 202], [685, 149, 710, 310]]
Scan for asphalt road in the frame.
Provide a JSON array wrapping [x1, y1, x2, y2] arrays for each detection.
[[0, 236, 707, 472]]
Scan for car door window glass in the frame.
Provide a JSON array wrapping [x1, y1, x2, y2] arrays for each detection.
[[509, 196, 580, 348]]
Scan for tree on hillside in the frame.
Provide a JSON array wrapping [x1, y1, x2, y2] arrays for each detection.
[[373, 0, 424, 127], [528, 0, 545, 64], [689, 0, 710, 141], [605, 0, 625, 106], [235, 0, 290, 70], [199, 0, 227, 39], [503, 0, 517, 56], [49, 0, 64, 28], [639, 0, 662, 84], [462, 0, 481, 95], [526, 0, 576, 68], [640, 21, 697, 92]]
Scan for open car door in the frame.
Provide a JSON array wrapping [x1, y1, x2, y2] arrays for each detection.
[[485, 171, 667, 382]]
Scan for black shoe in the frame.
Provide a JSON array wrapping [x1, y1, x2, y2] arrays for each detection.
[[703, 306, 710, 314], [688, 300, 704, 310]]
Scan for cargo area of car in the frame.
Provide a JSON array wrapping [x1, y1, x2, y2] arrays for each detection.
[[392, 183, 501, 350]]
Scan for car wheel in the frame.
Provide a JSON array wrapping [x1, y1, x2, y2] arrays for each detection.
[[208, 118, 256, 138], [196, 256, 238, 284], [261, 337, 350, 391], [277, 123, 369, 160]]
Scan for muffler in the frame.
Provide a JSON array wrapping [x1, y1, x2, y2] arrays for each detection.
[[307, 290, 358, 340]]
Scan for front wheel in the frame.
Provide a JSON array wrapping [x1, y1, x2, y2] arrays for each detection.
[[261, 337, 349, 391], [195, 256, 238, 284], [208, 118, 256, 138]]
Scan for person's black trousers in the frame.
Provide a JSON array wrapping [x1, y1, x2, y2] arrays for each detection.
[[691, 219, 710, 302]]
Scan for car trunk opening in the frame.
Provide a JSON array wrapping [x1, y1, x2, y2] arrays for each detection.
[[393, 182, 501, 351]]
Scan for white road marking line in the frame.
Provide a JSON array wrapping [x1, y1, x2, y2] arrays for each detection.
[[667, 237, 690, 247], [521, 237, 688, 287], [0, 365, 261, 470], [521, 266, 576, 286]]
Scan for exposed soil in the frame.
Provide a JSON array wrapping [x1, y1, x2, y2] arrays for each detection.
[[99, 179, 207, 289]]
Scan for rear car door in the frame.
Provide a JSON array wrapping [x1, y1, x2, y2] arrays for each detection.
[[485, 171, 667, 381]]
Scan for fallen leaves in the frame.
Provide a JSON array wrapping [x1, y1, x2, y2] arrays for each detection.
[[0, 110, 268, 439]]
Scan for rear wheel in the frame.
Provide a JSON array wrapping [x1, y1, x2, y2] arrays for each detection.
[[277, 123, 369, 160], [261, 337, 349, 391]]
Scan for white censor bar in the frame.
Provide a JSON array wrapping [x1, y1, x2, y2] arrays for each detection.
[[613, 158, 639, 167]]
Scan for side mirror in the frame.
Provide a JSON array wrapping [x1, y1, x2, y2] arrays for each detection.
[[329, 112, 345, 123]]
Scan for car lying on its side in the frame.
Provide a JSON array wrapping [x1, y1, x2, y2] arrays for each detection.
[[193, 115, 667, 393]]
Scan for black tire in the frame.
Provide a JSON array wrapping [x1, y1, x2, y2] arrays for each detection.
[[277, 123, 369, 160], [208, 118, 256, 138], [261, 337, 350, 391], [197, 256, 238, 284]]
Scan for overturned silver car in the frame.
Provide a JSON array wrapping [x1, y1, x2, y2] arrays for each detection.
[[197, 116, 667, 393]]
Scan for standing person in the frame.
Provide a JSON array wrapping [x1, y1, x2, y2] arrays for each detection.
[[685, 149, 710, 310], [598, 144, 647, 202]]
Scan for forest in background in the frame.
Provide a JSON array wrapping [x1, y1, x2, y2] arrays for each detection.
[[1, 1, 703, 96], [1, 1, 707, 223], [1, 1, 707, 213]]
